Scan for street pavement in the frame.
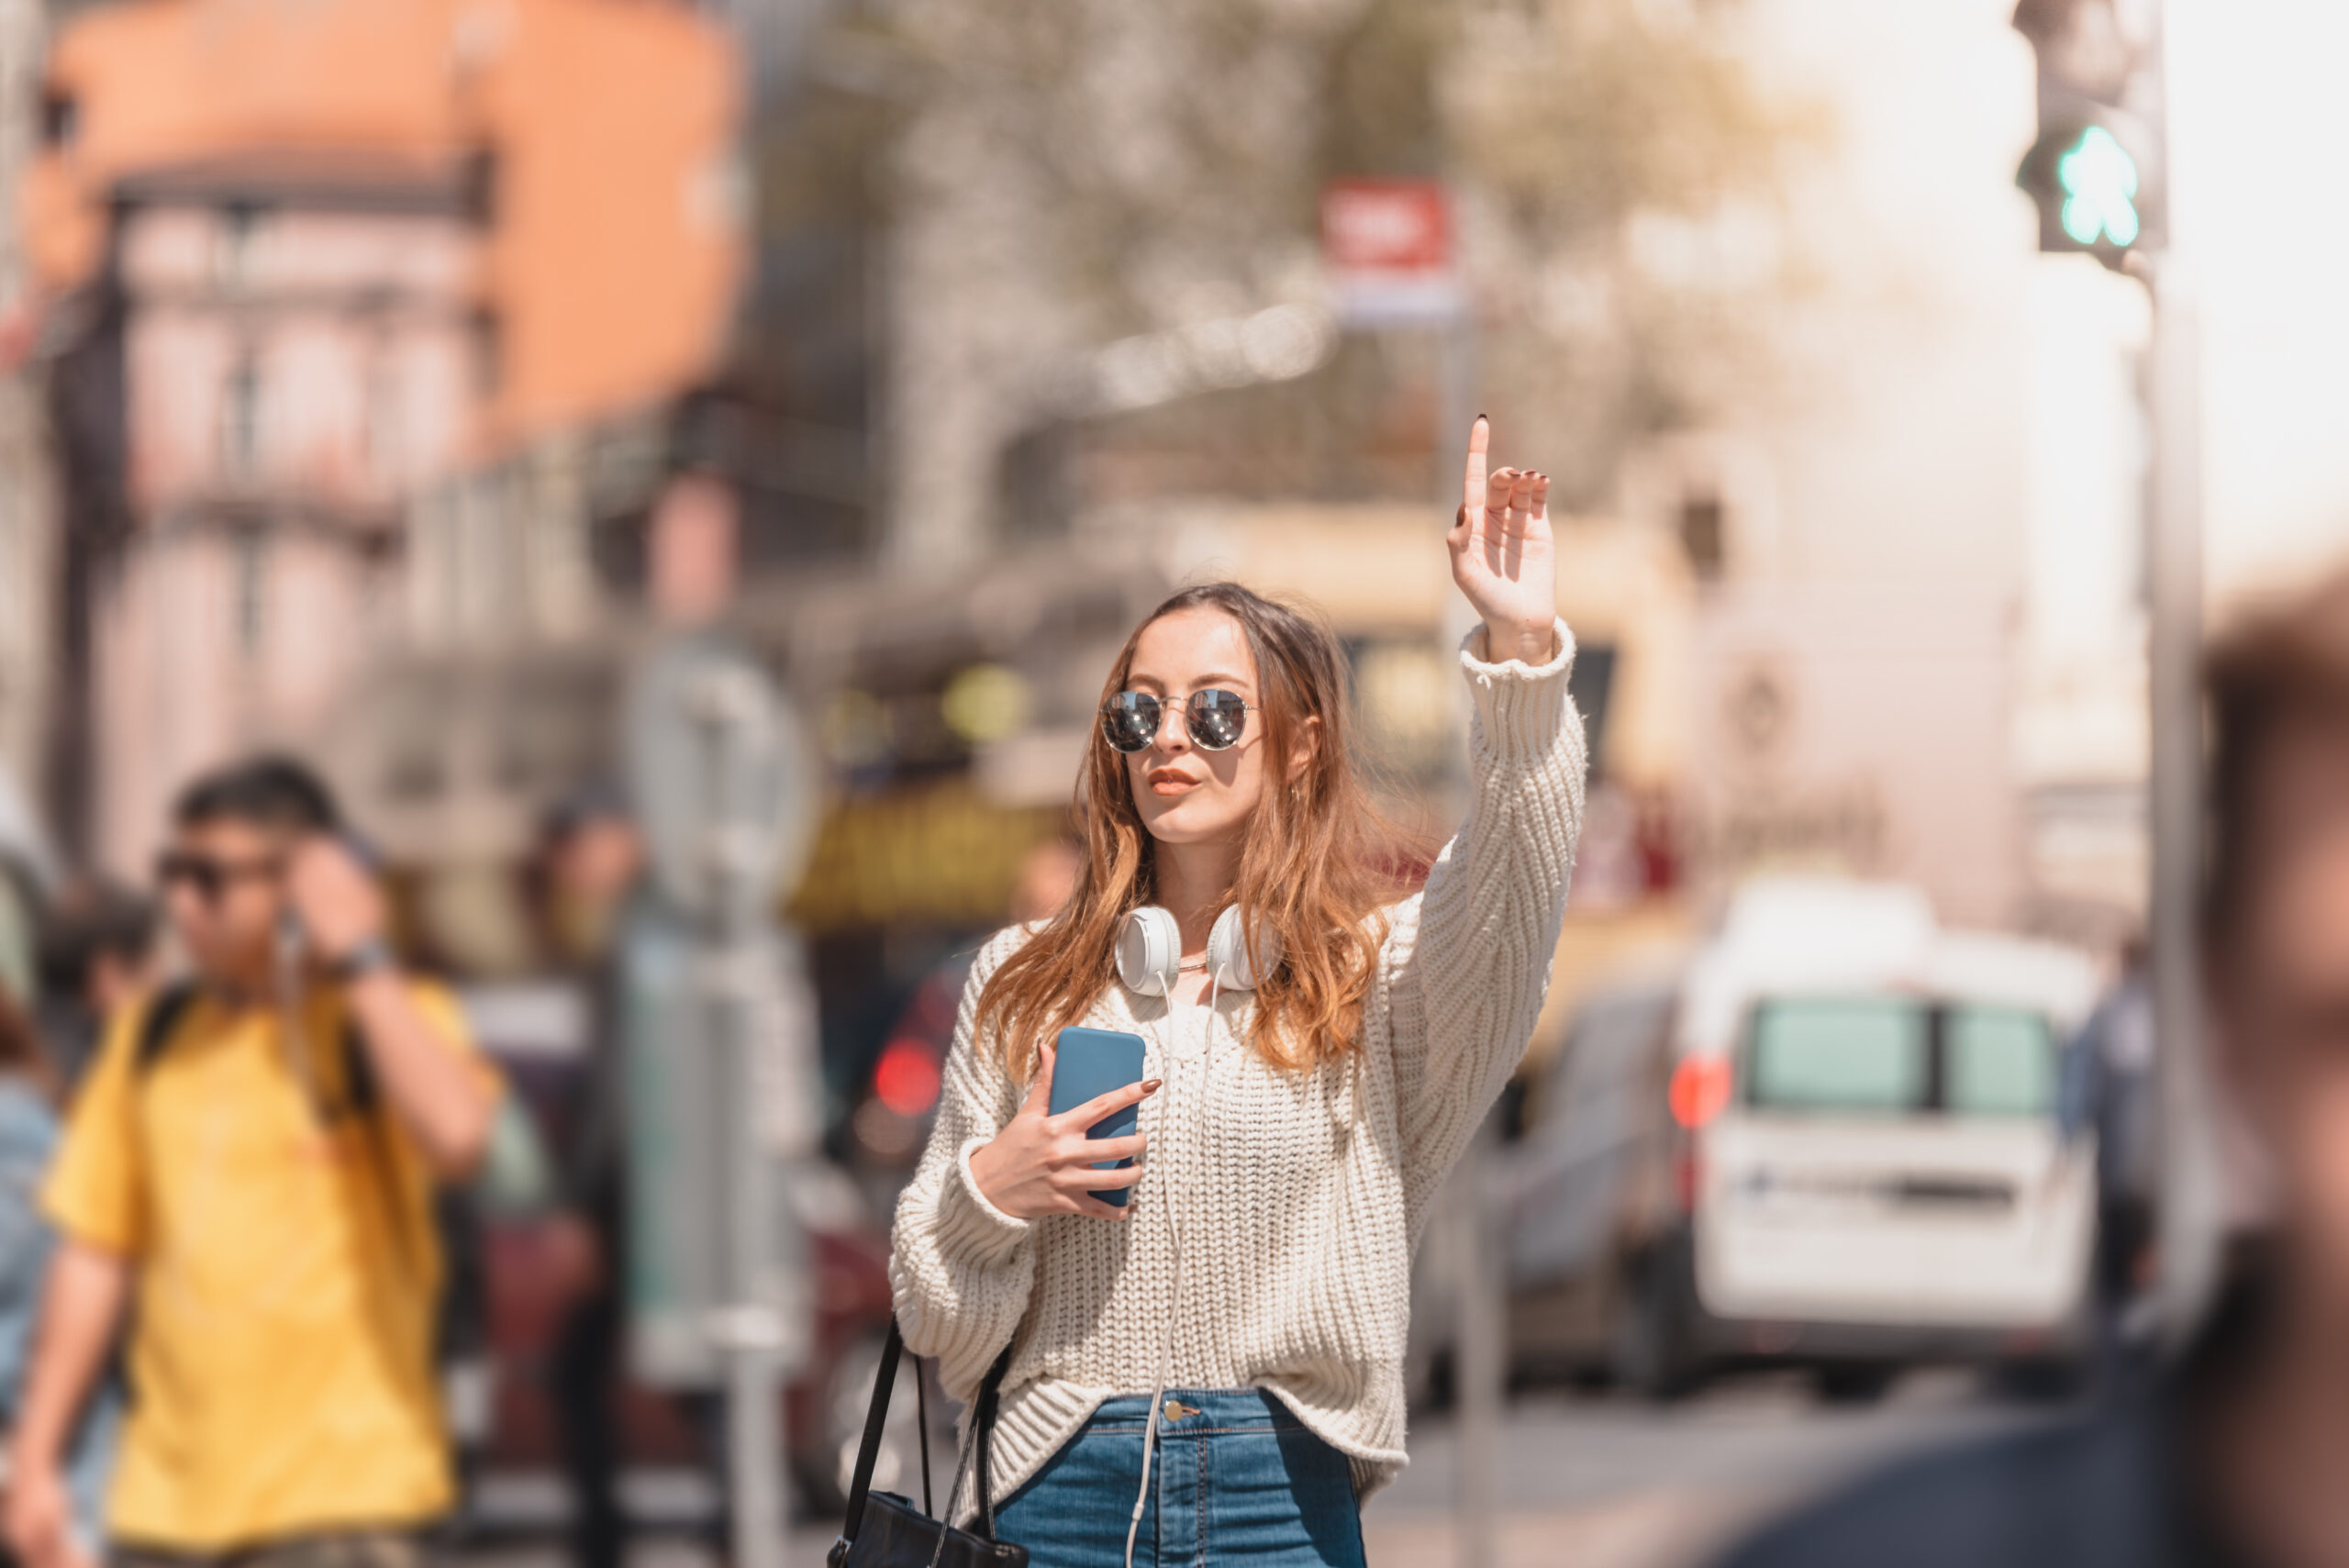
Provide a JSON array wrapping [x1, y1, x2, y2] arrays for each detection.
[[1359, 1368, 2054, 1568], [454, 1368, 2059, 1568]]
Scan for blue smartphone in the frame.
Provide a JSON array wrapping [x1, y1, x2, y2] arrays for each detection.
[[1047, 1026, 1149, 1207]]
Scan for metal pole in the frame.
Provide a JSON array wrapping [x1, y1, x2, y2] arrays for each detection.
[[1436, 311, 1503, 1568], [2146, 250, 2217, 1350], [1453, 1132, 1503, 1568], [702, 671, 786, 1568], [2141, 0, 2220, 1352]]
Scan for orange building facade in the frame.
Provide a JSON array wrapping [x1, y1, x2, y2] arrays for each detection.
[[27, 0, 743, 873]]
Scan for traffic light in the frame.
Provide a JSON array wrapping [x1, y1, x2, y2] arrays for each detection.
[[2018, 117, 2157, 265], [2012, 0, 2163, 271]]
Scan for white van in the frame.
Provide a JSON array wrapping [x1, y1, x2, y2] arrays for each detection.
[[1646, 879, 2102, 1397]]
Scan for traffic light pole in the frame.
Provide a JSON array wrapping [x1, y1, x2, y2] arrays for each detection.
[[2143, 254, 2220, 1350], [2131, 0, 2221, 1353]]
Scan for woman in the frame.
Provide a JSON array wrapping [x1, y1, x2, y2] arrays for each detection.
[[890, 418, 1586, 1566]]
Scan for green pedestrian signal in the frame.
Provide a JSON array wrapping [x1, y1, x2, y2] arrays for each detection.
[[2017, 115, 2160, 272], [2056, 126, 2140, 248]]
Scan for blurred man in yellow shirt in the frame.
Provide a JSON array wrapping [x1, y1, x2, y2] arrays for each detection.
[[3, 759, 504, 1568]]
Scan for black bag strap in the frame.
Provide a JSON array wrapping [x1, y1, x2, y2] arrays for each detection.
[[973, 1339, 1009, 1540], [134, 983, 202, 1073], [841, 1318, 1014, 1547]]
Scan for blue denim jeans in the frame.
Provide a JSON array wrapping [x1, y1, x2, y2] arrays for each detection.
[[994, 1389, 1366, 1567]]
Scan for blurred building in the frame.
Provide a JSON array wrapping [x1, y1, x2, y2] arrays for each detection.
[[0, 0, 50, 817], [21, 0, 743, 873], [1665, 0, 2154, 941]]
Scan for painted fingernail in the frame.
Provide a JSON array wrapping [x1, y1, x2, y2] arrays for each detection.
[[1141, 1079, 1163, 1093]]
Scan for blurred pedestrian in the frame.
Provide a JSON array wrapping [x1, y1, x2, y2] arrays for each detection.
[[31, 883, 156, 1091], [886, 420, 1586, 1566], [533, 784, 650, 1568], [1, 757, 504, 1568], [0, 985, 116, 1568], [1712, 572, 2349, 1567], [2068, 938, 2159, 1335]]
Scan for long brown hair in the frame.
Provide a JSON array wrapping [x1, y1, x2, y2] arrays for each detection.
[[977, 583, 1415, 1080]]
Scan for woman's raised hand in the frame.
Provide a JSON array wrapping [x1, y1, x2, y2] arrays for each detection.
[[968, 1044, 1159, 1221], [1448, 416, 1560, 665]]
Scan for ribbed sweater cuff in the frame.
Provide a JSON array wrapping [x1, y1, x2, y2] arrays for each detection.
[[1459, 616, 1575, 765], [937, 1136, 1031, 1266]]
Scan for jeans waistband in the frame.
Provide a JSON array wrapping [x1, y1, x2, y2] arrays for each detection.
[[1085, 1387, 1301, 1435]]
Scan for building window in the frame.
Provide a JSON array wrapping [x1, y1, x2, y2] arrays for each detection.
[[234, 532, 266, 657], [215, 206, 261, 293], [220, 354, 262, 481], [473, 310, 502, 402], [1679, 490, 1726, 580], [366, 353, 404, 484]]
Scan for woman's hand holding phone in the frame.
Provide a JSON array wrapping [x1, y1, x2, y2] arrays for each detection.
[[969, 1043, 1160, 1221]]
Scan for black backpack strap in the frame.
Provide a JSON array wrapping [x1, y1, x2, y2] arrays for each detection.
[[136, 983, 376, 1114], [133, 983, 201, 1074], [340, 1018, 380, 1115]]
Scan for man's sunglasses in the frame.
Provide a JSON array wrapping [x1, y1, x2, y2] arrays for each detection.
[[1098, 689, 1255, 753], [155, 851, 283, 902]]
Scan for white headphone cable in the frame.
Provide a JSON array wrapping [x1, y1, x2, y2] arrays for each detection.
[[1122, 974, 1219, 1568]]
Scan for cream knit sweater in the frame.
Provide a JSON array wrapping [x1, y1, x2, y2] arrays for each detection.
[[889, 617, 1586, 1513]]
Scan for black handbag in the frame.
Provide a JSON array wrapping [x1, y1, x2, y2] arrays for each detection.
[[828, 1319, 1028, 1567]]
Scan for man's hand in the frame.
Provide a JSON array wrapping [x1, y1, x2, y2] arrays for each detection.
[[1449, 416, 1559, 664], [9, 1245, 126, 1568], [284, 836, 387, 966], [6, 1450, 87, 1568], [967, 1045, 1159, 1220]]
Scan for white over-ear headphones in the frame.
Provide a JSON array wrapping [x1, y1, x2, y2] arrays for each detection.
[[1116, 905, 1281, 995]]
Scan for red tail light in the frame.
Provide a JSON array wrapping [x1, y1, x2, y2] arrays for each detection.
[[1668, 1055, 1732, 1129], [874, 1040, 942, 1118]]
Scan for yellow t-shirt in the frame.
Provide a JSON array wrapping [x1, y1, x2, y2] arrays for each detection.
[[44, 983, 500, 1552]]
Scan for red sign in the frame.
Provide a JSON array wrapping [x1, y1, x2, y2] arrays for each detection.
[[1320, 179, 1452, 276], [1320, 179, 1461, 323]]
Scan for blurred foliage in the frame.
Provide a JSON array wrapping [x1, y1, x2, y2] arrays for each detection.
[[744, 0, 1825, 524]]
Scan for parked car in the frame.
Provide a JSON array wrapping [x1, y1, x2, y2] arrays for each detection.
[[1495, 879, 2102, 1402], [1494, 970, 1685, 1388]]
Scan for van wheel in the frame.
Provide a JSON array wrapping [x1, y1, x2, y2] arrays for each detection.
[[1610, 1248, 1698, 1401], [1814, 1364, 1897, 1405]]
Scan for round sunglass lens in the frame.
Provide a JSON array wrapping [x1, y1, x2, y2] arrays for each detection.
[[1101, 694, 1160, 752], [1188, 691, 1248, 750]]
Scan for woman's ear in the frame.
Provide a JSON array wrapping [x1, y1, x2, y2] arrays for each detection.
[[1288, 714, 1322, 779]]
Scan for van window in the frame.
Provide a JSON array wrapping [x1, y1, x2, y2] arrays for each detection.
[[1946, 1006, 2056, 1117], [1748, 999, 1926, 1113]]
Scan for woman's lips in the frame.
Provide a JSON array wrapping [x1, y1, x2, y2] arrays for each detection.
[[1148, 769, 1198, 796]]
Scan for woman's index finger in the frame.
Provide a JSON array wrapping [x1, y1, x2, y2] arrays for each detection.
[[1463, 415, 1489, 517], [1061, 1075, 1156, 1132]]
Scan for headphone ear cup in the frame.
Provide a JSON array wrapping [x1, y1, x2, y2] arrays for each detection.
[[1117, 906, 1182, 997], [1208, 906, 1280, 991]]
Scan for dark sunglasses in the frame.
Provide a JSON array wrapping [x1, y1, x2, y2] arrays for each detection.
[[155, 851, 283, 902], [1098, 689, 1255, 753]]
